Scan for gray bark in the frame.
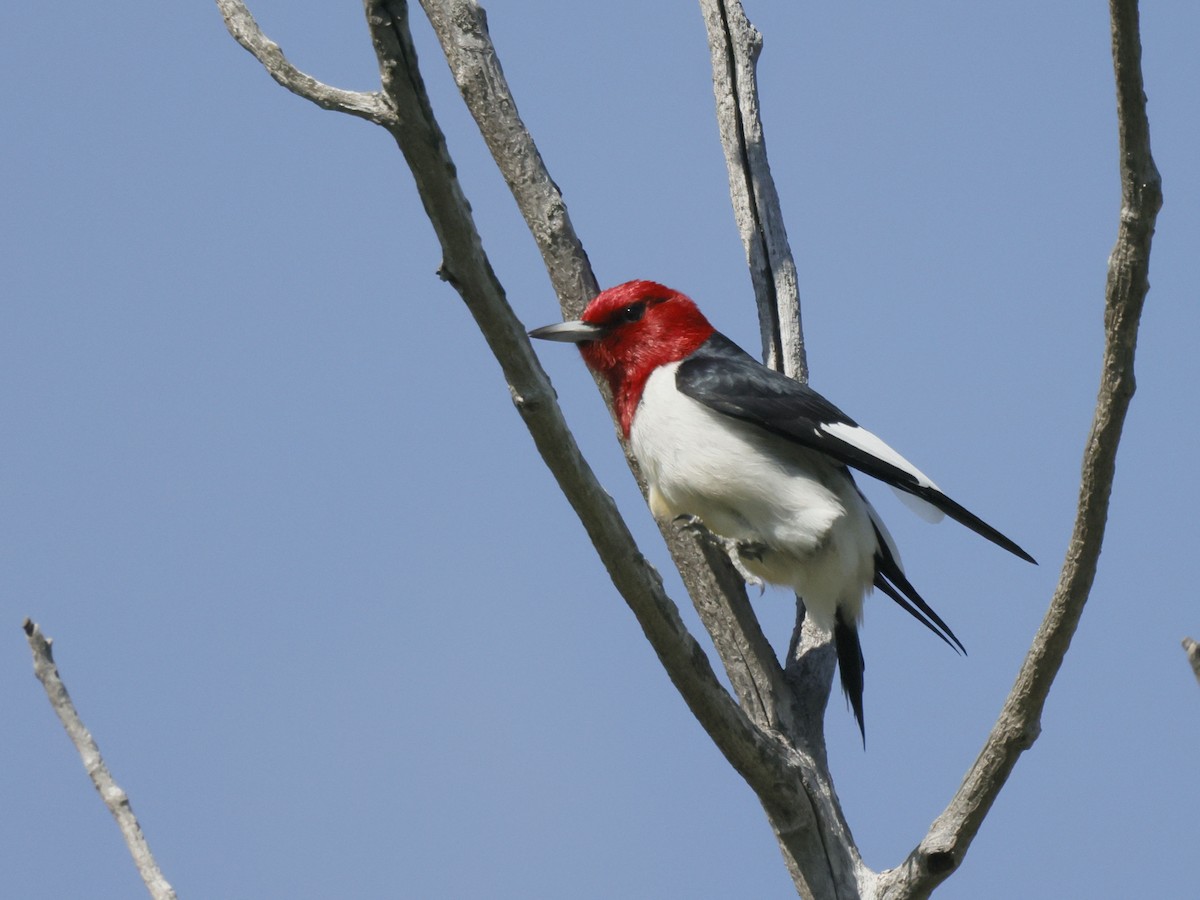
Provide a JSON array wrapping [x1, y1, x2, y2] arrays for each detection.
[[698, 0, 806, 382], [23, 620, 178, 900]]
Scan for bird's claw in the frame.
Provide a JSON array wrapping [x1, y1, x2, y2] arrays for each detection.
[[673, 514, 709, 536], [735, 540, 768, 562], [729, 540, 767, 592]]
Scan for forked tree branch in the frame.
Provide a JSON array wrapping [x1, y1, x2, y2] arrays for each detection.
[[876, 1, 1160, 895], [216, 0, 392, 124], [23, 620, 178, 900]]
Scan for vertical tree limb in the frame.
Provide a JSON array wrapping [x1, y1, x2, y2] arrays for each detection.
[[698, 0, 837, 724], [698, 0, 805, 381], [698, 5, 859, 889], [23, 619, 178, 900], [876, 2, 1160, 895]]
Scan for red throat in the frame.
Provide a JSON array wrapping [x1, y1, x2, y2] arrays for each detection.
[[576, 281, 715, 437]]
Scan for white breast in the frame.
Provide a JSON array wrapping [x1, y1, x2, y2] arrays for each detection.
[[630, 363, 880, 627]]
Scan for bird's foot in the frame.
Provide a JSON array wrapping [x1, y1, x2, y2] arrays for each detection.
[[672, 514, 709, 536], [735, 540, 768, 562], [730, 540, 767, 593]]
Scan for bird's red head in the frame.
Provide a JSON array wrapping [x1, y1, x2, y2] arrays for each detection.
[[530, 280, 715, 436]]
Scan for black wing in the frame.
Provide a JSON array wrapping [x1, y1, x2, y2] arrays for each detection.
[[675, 333, 1035, 563]]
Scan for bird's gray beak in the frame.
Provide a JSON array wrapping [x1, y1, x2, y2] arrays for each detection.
[[528, 320, 610, 344]]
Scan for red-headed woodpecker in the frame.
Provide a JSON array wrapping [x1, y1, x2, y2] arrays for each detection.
[[530, 280, 1034, 740]]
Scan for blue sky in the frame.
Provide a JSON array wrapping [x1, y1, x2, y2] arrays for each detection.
[[4, 2, 1198, 897]]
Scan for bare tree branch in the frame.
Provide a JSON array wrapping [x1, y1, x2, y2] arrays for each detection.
[[1184, 638, 1200, 686], [698, 0, 840, 727], [23, 619, 178, 900], [216, 0, 393, 124], [698, 0, 805, 381], [696, 2, 867, 893], [877, 2, 1161, 895], [413, 1, 599, 315]]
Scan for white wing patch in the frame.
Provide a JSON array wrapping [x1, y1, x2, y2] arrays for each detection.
[[820, 421, 947, 523], [820, 421, 938, 487], [891, 486, 946, 523]]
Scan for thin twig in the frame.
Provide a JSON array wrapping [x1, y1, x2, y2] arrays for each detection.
[[877, 2, 1161, 895], [216, 0, 393, 124], [23, 619, 178, 900]]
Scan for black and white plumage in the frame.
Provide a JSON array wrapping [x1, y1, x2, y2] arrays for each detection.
[[531, 280, 1034, 740]]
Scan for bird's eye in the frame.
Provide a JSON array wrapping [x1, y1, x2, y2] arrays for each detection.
[[618, 303, 646, 324]]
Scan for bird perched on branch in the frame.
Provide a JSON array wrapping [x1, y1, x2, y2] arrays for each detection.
[[530, 280, 1033, 741]]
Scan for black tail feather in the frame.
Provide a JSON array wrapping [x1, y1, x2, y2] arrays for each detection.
[[873, 566, 967, 656], [833, 609, 866, 746], [870, 523, 967, 656]]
